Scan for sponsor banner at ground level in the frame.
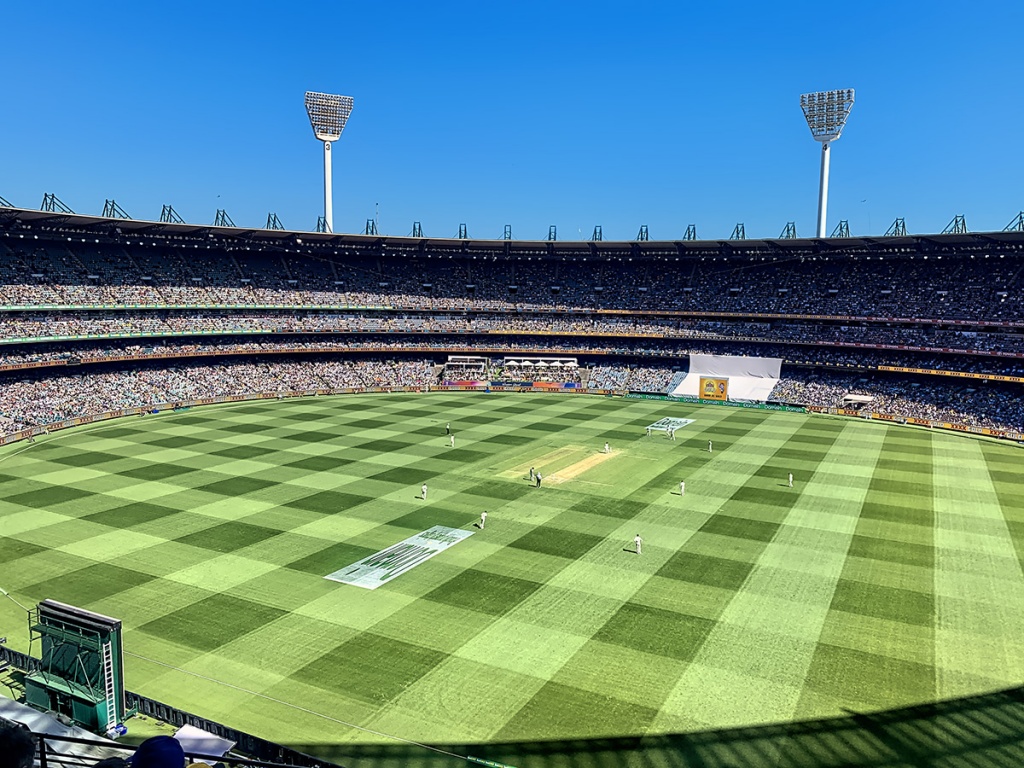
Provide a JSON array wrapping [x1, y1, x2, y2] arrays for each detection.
[[626, 393, 804, 413], [532, 381, 582, 389], [806, 406, 1024, 441]]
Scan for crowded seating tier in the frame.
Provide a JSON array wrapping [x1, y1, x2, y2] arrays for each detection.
[[1, 239, 1021, 322]]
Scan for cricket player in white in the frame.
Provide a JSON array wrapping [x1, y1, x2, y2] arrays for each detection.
[[450, 434, 455, 448], [679, 481, 685, 496], [421, 483, 428, 500], [480, 511, 487, 529], [788, 472, 793, 488], [634, 534, 643, 555], [708, 440, 713, 453], [604, 442, 610, 453]]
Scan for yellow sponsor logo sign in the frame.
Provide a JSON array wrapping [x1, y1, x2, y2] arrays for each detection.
[[699, 377, 728, 401]]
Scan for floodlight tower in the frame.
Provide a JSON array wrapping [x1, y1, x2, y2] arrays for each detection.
[[800, 89, 855, 238], [304, 91, 354, 234]]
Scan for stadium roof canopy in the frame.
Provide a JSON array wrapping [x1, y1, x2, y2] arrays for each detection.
[[2, 206, 1023, 261]]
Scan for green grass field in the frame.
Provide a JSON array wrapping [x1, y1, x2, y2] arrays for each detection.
[[2, 392, 1024, 767]]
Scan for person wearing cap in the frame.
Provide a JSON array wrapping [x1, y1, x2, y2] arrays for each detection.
[[0, 723, 36, 768], [131, 735, 185, 768]]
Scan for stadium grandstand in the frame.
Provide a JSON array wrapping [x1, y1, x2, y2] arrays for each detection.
[[2, 206, 1024, 767], [8, 1, 1024, 763], [0, 208, 1022, 439]]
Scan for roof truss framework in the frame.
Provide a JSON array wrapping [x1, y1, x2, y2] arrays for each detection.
[[1, 207, 1022, 262]]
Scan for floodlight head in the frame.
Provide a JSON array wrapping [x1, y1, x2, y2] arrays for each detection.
[[304, 91, 354, 142], [800, 89, 855, 143]]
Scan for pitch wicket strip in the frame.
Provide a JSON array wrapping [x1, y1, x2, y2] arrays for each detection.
[[547, 450, 618, 484], [502, 445, 588, 479]]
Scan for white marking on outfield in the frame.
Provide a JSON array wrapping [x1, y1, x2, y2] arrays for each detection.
[[325, 525, 473, 589], [647, 417, 695, 432]]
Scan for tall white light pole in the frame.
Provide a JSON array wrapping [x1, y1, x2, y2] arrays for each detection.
[[800, 89, 855, 238], [304, 91, 354, 234]]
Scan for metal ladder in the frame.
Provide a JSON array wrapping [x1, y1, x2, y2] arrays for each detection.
[[101, 641, 117, 730]]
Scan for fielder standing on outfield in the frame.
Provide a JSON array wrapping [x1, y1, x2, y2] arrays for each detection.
[[450, 434, 455, 448], [421, 483, 428, 500], [708, 440, 713, 453], [604, 442, 610, 453], [536, 472, 542, 488], [529, 466, 535, 481], [445, 422, 451, 435], [788, 472, 793, 488], [480, 511, 487, 529], [634, 533, 643, 555], [679, 481, 685, 497]]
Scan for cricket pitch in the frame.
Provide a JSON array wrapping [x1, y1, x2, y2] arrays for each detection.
[[547, 450, 617, 484]]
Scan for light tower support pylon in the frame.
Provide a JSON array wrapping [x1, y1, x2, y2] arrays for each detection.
[[800, 89, 855, 238], [816, 142, 831, 238], [304, 91, 354, 235], [323, 142, 333, 232]]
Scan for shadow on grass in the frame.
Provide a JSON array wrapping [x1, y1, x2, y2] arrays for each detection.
[[285, 683, 1024, 767]]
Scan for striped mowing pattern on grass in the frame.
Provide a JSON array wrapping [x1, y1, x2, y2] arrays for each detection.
[[1, 392, 1023, 768]]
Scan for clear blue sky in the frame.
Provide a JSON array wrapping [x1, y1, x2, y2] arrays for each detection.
[[3, 1, 1022, 240]]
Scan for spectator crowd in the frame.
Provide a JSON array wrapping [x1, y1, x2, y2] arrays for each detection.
[[0, 311, 1020, 377], [768, 372, 1024, 432], [2, 237, 1022, 322], [0, 234, 1021, 436], [0, 359, 434, 432], [1, 355, 1019, 436]]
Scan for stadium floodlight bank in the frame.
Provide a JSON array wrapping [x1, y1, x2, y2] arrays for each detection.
[[304, 91, 354, 235], [800, 89, 855, 238]]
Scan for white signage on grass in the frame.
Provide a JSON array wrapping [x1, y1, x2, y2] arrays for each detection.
[[325, 525, 473, 590], [647, 417, 695, 432]]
